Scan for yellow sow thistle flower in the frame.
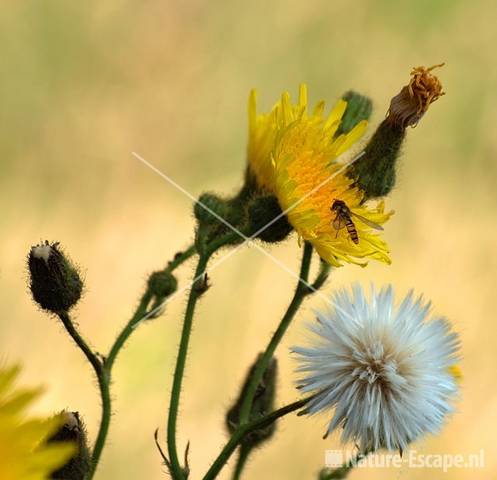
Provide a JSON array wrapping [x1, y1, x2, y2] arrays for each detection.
[[247, 85, 393, 267], [0, 365, 75, 480], [247, 85, 310, 192]]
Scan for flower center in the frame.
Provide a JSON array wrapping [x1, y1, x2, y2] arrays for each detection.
[[351, 340, 399, 386]]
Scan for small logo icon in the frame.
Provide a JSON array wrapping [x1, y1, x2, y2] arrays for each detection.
[[325, 450, 344, 468]]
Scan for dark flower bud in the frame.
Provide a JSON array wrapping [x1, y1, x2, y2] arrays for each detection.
[[348, 120, 404, 200], [28, 241, 83, 313], [247, 195, 293, 243], [146, 270, 178, 318], [226, 355, 278, 448], [48, 411, 90, 480], [194, 192, 247, 253], [335, 91, 373, 136], [348, 64, 445, 200], [193, 192, 232, 226], [148, 270, 178, 301]]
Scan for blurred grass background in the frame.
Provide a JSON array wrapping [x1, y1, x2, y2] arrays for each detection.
[[1, 1, 496, 478]]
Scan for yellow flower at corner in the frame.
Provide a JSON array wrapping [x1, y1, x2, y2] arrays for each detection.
[[0, 365, 75, 480], [247, 84, 393, 267]]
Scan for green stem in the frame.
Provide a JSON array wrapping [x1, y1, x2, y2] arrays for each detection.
[[237, 242, 314, 426], [231, 444, 251, 480], [88, 370, 111, 479], [59, 245, 195, 480], [167, 254, 210, 478], [57, 311, 102, 376], [203, 397, 311, 480], [107, 245, 196, 371], [167, 233, 240, 479], [57, 311, 106, 480], [167, 245, 197, 272]]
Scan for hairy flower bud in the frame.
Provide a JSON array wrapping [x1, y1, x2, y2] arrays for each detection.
[[48, 411, 90, 480], [193, 192, 231, 226], [348, 64, 445, 199], [247, 195, 293, 243], [194, 192, 246, 252], [226, 355, 278, 448], [335, 91, 373, 136], [146, 270, 178, 318], [148, 270, 178, 301], [348, 120, 405, 199], [28, 241, 83, 313]]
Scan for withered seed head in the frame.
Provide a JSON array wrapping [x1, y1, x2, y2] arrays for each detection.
[[387, 63, 445, 128]]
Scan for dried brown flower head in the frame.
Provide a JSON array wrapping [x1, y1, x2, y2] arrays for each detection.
[[387, 63, 445, 128]]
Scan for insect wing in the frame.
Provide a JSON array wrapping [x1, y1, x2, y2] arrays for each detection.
[[332, 214, 346, 231], [350, 212, 384, 231]]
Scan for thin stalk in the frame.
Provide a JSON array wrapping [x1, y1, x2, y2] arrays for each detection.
[[58, 245, 195, 480], [231, 444, 250, 480], [166, 254, 210, 478], [57, 311, 107, 479], [88, 370, 111, 478], [108, 245, 196, 370], [57, 311, 102, 376], [166, 245, 197, 272], [166, 232, 240, 479], [237, 242, 314, 425], [203, 397, 311, 480]]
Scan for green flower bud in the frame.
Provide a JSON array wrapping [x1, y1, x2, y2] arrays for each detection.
[[193, 193, 231, 226], [247, 195, 293, 243], [226, 355, 278, 448], [28, 241, 83, 313], [146, 270, 178, 318], [348, 119, 405, 200], [348, 64, 445, 200], [48, 411, 90, 480], [336, 91, 373, 136], [194, 192, 247, 253]]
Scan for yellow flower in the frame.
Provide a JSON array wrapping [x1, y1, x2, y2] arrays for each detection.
[[248, 84, 392, 267], [0, 365, 75, 480], [247, 85, 310, 192]]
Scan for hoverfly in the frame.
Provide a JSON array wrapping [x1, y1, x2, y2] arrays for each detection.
[[330, 199, 383, 244]]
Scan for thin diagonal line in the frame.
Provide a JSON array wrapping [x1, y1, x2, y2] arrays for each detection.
[[132, 151, 363, 247], [133, 236, 341, 331], [131, 151, 357, 326], [248, 151, 364, 240]]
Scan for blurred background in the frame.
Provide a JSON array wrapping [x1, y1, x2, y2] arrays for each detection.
[[1, 1, 496, 478]]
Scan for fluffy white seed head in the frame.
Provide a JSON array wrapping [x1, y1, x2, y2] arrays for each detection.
[[293, 285, 460, 452]]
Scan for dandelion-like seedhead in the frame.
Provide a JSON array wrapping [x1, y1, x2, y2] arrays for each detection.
[[294, 285, 460, 452]]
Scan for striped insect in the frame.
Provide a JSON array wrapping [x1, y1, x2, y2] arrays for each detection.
[[330, 199, 383, 244]]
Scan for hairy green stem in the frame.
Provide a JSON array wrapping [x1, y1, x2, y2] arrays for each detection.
[[203, 397, 312, 480], [231, 445, 251, 480], [58, 245, 195, 479], [166, 233, 241, 479], [237, 242, 314, 426], [57, 311, 102, 376], [167, 254, 210, 478]]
